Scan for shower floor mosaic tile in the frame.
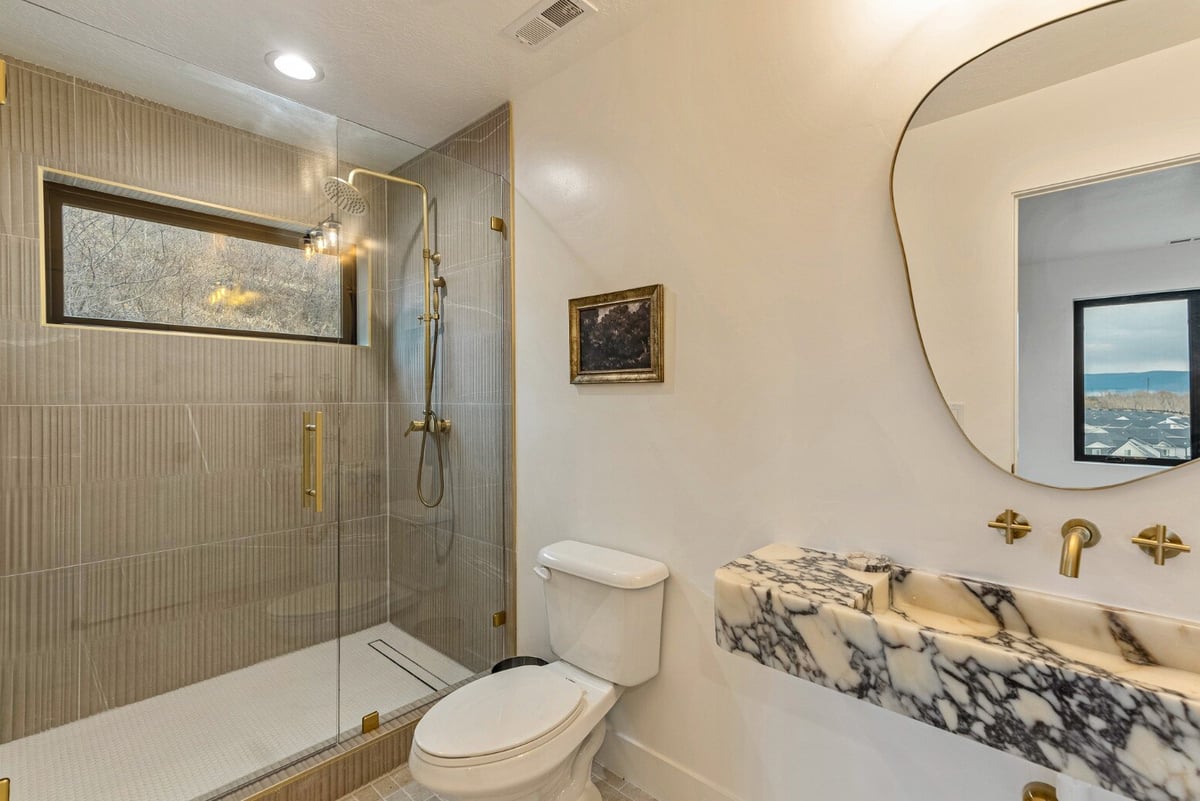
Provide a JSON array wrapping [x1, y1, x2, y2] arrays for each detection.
[[336, 762, 659, 801], [0, 623, 470, 801]]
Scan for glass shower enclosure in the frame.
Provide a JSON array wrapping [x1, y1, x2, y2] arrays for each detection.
[[0, 4, 512, 800]]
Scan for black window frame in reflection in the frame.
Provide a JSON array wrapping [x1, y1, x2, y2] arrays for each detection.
[[1073, 289, 1200, 467], [43, 181, 357, 344]]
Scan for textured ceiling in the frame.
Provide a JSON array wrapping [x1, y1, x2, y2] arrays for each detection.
[[0, 0, 658, 150]]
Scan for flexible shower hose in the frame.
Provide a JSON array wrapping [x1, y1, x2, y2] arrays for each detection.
[[416, 287, 446, 508]]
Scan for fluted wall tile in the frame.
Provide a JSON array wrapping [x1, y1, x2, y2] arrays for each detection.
[[0, 565, 79, 743], [339, 515, 389, 636], [0, 149, 52, 238], [79, 329, 346, 405], [0, 405, 79, 488], [73, 84, 337, 223], [338, 404, 388, 522], [387, 106, 511, 671], [80, 525, 339, 714], [455, 537, 506, 669], [0, 234, 41, 320], [0, 483, 77, 577], [79, 402, 341, 561], [428, 105, 510, 181], [388, 517, 462, 662], [0, 59, 75, 237], [0, 61, 74, 164], [73, 87, 198, 200], [0, 318, 80, 405], [340, 290, 389, 404]]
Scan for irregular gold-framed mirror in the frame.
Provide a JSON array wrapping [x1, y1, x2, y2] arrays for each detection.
[[893, 0, 1200, 489]]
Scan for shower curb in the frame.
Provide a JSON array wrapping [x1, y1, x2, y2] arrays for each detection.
[[217, 673, 480, 801]]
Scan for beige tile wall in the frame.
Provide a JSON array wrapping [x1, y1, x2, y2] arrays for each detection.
[[386, 106, 512, 672], [0, 58, 513, 785], [0, 55, 389, 744]]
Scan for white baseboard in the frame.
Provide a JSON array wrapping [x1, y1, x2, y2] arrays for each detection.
[[596, 729, 742, 801]]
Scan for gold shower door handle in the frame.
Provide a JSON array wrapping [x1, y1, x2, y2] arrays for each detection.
[[302, 411, 324, 512]]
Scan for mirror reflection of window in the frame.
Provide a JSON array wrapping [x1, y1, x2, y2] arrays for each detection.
[[1075, 295, 1193, 466], [892, 0, 1200, 489], [1015, 161, 1200, 485]]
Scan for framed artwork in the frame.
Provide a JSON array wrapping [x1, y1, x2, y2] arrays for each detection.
[[568, 284, 664, 384]]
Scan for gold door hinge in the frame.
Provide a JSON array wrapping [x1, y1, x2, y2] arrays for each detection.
[[0, 60, 8, 106], [1, 776, 10, 801], [490, 216, 506, 233], [361, 711, 380, 734], [492, 610, 507, 627]]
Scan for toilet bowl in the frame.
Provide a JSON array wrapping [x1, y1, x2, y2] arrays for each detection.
[[408, 540, 669, 801], [410, 662, 618, 801]]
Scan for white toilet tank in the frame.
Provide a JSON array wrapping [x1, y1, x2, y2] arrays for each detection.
[[536, 540, 669, 687]]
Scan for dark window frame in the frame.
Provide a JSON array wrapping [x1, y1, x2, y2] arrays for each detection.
[[43, 181, 357, 344], [1073, 289, 1200, 466]]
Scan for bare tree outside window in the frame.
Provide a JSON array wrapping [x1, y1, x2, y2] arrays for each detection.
[[46, 183, 353, 342]]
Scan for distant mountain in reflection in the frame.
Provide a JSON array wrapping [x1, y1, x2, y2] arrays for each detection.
[[1083, 370, 1189, 394]]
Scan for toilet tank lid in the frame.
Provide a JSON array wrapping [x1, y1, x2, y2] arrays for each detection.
[[537, 540, 669, 589]]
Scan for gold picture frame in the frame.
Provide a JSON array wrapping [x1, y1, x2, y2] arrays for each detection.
[[569, 284, 664, 384]]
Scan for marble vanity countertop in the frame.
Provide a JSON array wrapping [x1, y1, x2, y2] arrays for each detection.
[[715, 544, 1200, 801]]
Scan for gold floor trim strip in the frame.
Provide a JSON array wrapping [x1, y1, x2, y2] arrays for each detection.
[[237, 720, 415, 801]]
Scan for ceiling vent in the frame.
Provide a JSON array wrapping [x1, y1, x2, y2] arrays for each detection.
[[503, 0, 596, 49]]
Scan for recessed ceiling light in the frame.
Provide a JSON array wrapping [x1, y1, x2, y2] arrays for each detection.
[[266, 51, 323, 82]]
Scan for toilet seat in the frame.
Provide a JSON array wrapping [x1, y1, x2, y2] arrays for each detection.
[[414, 666, 585, 766]]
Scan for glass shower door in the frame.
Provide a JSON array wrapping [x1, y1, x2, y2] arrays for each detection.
[[70, 340, 345, 801], [334, 116, 512, 735], [0, 13, 350, 798]]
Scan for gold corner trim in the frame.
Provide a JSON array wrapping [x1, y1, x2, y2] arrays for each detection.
[[361, 711, 380, 734], [505, 99, 518, 658], [0, 60, 8, 106]]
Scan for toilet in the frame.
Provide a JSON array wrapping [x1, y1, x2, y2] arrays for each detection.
[[409, 540, 669, 801]]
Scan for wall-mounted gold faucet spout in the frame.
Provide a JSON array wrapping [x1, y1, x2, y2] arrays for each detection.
[[1059, 518, 1100, 577]]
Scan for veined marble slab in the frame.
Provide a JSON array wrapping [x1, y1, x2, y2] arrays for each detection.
[[715, 544, 1200, 801]]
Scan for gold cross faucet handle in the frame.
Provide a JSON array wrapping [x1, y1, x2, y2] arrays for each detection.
[[987, 509, 1032, 545], [1131, 524, 1191, 566]]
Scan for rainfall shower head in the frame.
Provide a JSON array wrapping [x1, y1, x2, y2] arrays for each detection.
[[322, 176, 369, 216]]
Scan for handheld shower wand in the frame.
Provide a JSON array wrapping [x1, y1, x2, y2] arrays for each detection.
[[323, 172, 449, 508]]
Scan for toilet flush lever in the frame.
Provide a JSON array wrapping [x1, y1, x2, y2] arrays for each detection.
[[533, 565, 552, 581]]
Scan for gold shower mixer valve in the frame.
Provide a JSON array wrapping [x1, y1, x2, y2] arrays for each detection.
[[404, 418, 452, 437]]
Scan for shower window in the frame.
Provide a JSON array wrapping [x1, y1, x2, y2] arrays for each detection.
[[43, 181, 357, 343]]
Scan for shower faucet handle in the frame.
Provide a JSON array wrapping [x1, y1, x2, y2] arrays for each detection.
[[404, 418, 452, 437], [987, 509, 1032, 544]]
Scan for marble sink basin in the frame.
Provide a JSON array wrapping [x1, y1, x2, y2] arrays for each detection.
[[715, 544, 1200, 801]]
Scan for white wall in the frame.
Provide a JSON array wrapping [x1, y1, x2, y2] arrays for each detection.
[[510, 3, 1200, 801], [895, 33, 1200, 476], [1018, 243, 1200, 486]]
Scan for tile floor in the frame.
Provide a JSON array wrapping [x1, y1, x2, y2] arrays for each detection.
[[337, 761, 658, 801], [0, 623, 470, 801]]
